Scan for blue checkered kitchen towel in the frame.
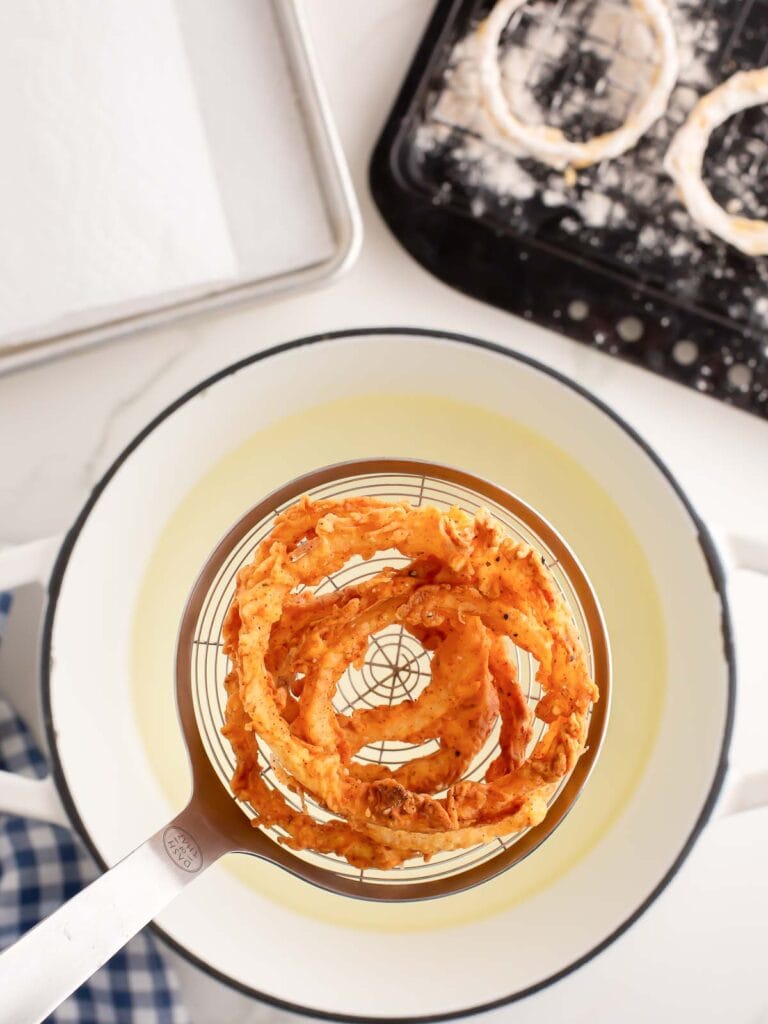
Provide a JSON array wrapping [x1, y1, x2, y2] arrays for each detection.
[[0, 597, 190, 1023]]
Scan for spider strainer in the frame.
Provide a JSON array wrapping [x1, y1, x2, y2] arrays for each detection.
[[176, 458, 611, 899], [0, 458, 610, 1024]]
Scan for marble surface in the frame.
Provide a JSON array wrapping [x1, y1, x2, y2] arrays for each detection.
[[0, 1, 767, 1021]]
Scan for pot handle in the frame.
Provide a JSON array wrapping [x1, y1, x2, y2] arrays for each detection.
[[715, 529, 768, 818], [0, 535, 61, 591], [721, 533, 768, 576], [0, 800, 232, 1024], [0, 535, 69, 826], [0, 771, 70, 827]]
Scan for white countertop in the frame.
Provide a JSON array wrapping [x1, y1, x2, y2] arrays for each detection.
[[1, 2, 767, 1021]]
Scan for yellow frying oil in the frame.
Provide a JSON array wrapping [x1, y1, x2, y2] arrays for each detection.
[[131, 393, 665, 933]]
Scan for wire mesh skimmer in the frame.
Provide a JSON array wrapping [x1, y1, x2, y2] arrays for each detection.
[[0, 458, 610, 1024], [182, 458, 611, 895]]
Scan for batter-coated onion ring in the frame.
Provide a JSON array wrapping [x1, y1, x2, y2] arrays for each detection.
[[477, 0, 679, 169], [665, 68, 768, 256], [222, 496, 598, 867]]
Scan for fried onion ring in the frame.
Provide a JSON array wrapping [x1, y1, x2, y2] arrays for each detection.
[[477, 0, 679, 170], [665, 68, 768, 256], [222, 496, 598, 868]]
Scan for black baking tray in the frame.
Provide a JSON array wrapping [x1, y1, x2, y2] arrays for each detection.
[[370, 0, 768, 418]]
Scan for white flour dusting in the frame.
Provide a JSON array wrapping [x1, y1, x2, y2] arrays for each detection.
[[414, 0, 768, 331], [418, 0, 719, 234]]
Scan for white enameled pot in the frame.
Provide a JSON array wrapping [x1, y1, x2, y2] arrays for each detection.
[[0, 329, 766, 1021]]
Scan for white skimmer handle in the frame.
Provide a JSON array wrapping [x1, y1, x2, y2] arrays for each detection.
[[0, 537, 233, 1022], [0, 801, 231, 1024]]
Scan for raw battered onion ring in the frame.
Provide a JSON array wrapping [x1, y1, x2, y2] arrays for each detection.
[[665, 68, 768, 256], [222, 496, 597, 868], [477, 0, 679, 169]]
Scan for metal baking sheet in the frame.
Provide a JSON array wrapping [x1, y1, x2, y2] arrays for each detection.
[[0, 0, 360, 374], [371, 0, 768, 418]]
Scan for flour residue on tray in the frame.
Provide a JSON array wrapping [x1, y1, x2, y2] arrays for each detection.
[[415, 0, 768, 334]]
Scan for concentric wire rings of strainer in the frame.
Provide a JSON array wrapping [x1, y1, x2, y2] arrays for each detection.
[[188, 461, 609, 888]]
